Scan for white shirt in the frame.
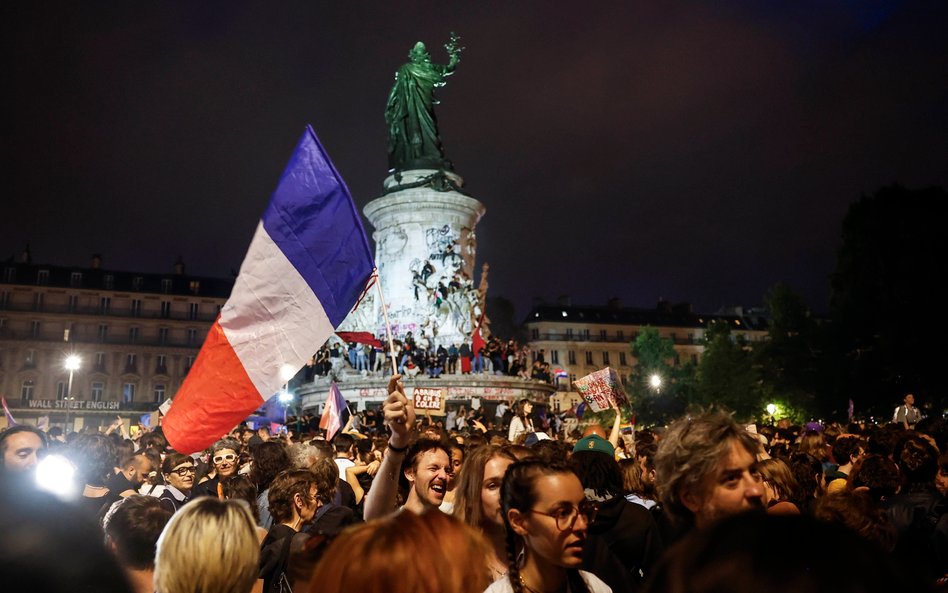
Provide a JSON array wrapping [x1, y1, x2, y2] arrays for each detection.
[[334, 457, 355, 479], [485, 571, 611, 593]]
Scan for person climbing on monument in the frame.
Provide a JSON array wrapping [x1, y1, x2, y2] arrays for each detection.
[[385, 33, 463, 172]]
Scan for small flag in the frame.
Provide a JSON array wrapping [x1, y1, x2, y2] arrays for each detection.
[[336, 331, 383, 349], [320, 381, 348, 441], [472, 313, 486, 355], [36, 416, 50, 431], [2, 397, 17, 426], [162, 126, 375, 454]]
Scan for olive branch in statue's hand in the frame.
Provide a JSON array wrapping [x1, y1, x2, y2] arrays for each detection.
[[445, 32, 464, 57]]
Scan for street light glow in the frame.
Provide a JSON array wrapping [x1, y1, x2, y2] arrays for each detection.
[[766, 403, 777, 416], [649, 374, 662, 389], [279, 364, 296, 382], [65, 355, 81, 371], [278, 390, 293, 404]]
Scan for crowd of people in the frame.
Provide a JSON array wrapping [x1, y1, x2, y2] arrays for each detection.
[[0, 382, 942, 592], [305, 333, 555, 383]]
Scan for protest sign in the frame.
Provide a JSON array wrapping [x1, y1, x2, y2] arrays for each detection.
[[412, 387, 446, 415], [573, 367, 629, 412]]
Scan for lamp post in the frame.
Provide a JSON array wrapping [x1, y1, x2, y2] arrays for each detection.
[[64, 355, 81, 433], [278, 364, 295, 425], [766, 403, 777, 425]]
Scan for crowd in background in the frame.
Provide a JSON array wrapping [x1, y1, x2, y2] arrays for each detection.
[[1, 383, 943, 593], [305, 333, 555, 383]]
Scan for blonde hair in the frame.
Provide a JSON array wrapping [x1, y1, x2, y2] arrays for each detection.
[[308, 509, 490, 593], [154, 498, 259, 593]]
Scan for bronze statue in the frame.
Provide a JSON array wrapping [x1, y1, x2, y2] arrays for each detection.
[[385, 33, 463, 172]]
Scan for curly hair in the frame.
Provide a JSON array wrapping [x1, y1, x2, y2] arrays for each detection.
[[654, 410, 761, 525], [250, 441, 292, 492], [268, 469, 318, 524]]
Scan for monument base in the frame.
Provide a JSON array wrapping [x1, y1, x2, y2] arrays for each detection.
[[298, 371, 555, 416]]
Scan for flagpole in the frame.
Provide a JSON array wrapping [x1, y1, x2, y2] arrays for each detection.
[[373, 269, 399, 375]]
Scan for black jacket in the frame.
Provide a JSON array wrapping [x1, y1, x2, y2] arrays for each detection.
[[582, 496, 665, 593]]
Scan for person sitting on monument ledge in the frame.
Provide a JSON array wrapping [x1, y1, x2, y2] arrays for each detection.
[[363, 375, 452, 520]]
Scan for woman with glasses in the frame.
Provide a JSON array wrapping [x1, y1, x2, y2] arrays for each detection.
[[158, 453, 196, 512], [194, 438, 241, 498], [490, 459, 610, 593], [259, 469, 320, 593]]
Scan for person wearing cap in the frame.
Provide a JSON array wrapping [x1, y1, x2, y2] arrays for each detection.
[[570, 435, 664, 593]]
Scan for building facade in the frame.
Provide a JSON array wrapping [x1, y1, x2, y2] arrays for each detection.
[[0, 256, 232, 431], [524, 301, 768, 390]]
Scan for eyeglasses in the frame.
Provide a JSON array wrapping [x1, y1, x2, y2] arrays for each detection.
[[530, 501, 599, 531], [213, 453, 237, 464], [171, 466, 196, 476]]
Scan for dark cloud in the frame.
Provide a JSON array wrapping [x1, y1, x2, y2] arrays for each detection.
[[5, 1, 946, 318]]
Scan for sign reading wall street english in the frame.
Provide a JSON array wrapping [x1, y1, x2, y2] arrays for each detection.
[[25, 399, 121, 411], [412, 387, 446, 414]]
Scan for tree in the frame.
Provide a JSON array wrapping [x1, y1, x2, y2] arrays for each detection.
[[694, 320, 762, 421], [829, 185, 948, 416], [754, 283, 826, 420], [627, 327, 693, 425]]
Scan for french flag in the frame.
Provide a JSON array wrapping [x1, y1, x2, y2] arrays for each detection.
[[163, 126, 375, 454], [320, 381, 348, 442]]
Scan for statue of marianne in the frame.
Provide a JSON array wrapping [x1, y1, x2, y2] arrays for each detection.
[[384, 33, 463, 173]]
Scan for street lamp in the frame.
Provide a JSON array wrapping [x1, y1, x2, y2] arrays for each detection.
[[649, 374, 662, 391], [64, 355, 81, 433], [766, 403, 777, 425], [278, 364, 296, 424]]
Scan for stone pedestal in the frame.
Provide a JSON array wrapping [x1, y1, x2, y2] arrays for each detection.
[[340, 169, 486, 351]]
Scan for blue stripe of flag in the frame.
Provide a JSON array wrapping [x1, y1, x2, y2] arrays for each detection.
[[261, 126, 375, 326]]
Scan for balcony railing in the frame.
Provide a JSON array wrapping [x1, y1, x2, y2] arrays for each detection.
[[0, 301, 218, 322], [530, 332, 702, 346]]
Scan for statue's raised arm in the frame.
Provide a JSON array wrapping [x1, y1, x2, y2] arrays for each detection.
[[385, 33, 463, 173]]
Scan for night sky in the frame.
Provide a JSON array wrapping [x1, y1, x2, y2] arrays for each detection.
[[6, 1, 947, 319]]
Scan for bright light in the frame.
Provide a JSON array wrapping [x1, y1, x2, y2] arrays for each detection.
[[278, 390, 293, 404], [36, 454, 79, 501], [64, 355, 81, 371], [279, 364, 296, 382], [649, 374, 662, 389], [766, 403, 777, 416]]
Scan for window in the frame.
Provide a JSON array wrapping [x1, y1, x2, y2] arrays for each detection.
[[0, 291, 9, 309], [585, 351, 593, 364], [36, 270, 49, 285], [33, 293, 44, 310], [188, 302, 199, 320], [21, 379, 35, 400], [70, 272, 82, 287], [91, 381, 104, 402], [97, 324, 109, 342], [158, 327, 169, 345], [125, 353, 137, 372], [68, 294, 79, 312], [160, 301, 171, 318], [580, 329, 590, 340], [600, 329, 607, 340], [56, 381, 67, 400], [187, 328, 197, 345], [63, 328, 70, 342], [25, 349, 36, 367], [569, 373, 577, 384], [602, 351, 610, 365], [531, 328, 539, 339], [3, 268, 15, 282], [189, 280, 200, 294], [128, 326, 139, 343], [131, 299, 142, 317], [549, 350, 558, 364], [619, 352, 627, 366], [153, 383, 166, 403], [132, 277, 143, 291], [100, 297, 111, 313], [185, 355, 196, 372], [670, 333, 677, 343], [31, 320, 41, 338], [122, 383, 136, 403], [104, 275, 114, 289], [156, 355, 167, 374], [617, 330, 624, 340], [568, 350, 576, 364], [565, 328, 574, 340], [161, 279, 172, 294]]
